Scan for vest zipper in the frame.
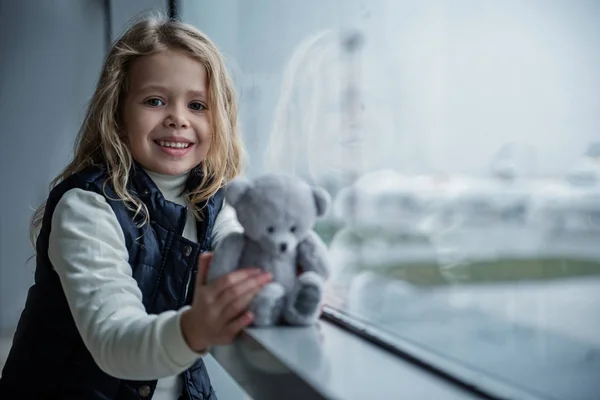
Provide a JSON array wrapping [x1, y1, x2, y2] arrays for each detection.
[[184, 268, 193, 301], [184, 205, 194, 303]]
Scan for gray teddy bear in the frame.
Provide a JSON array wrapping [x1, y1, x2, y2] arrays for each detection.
[[207, 174, 332, 326]]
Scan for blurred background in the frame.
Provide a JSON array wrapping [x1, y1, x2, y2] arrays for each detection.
[[1, 1, 599, 399]]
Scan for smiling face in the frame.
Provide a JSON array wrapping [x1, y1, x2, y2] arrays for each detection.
[[122, 49, 212, 176]]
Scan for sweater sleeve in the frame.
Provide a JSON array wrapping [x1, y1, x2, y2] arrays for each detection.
[[211, 201, 243, 249], [48, 188, 202, 380]]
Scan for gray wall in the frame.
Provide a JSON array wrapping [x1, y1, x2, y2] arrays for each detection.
[[0, 0, 106, 333], [109, 0, 167, 41]]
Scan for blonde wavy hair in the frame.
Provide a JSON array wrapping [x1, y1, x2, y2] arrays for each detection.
[[30, 16, 245, 247]]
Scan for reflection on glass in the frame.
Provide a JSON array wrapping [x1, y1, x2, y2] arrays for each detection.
[[265, 29, 398, 190]]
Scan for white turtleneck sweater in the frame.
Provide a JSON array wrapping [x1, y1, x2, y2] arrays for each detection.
[[47, 169, 242, 400]]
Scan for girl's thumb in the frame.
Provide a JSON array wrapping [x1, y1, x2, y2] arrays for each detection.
[[196, 252, 213, 286]]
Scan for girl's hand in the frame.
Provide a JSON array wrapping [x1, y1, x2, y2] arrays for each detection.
[[181, 252, 272, 351]]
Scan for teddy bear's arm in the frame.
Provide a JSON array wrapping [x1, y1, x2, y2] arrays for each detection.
[[297, 231, 331, 280], [206, 232, 246, 284]]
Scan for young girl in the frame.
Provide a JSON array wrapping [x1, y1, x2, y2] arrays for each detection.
[[0, 16, 271, 400]]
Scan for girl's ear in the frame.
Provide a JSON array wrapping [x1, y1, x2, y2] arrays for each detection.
[[226, 178, 251, 208], [312, 187, 331, 217]]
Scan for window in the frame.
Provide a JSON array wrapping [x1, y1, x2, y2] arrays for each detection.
[[182, 1, 600, 399]]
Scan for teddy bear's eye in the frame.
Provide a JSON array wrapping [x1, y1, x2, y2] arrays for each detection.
[[290, 226, 297, 233], [267, 226, 275, 234]]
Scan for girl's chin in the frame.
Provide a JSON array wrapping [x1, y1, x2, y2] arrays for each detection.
[[140, 161, 196, 177], [158, 165, 194, 176]]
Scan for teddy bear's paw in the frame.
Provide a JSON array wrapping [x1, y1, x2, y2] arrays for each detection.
[[250, 282, 286, 327], [284, 271, 324, 325], [294, 285, 320, 315]]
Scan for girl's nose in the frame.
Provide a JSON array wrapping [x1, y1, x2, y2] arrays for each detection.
[[164, 107, 190, 129]]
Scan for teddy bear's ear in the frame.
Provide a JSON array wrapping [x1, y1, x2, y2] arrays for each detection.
[[225, 178, 251, 208], [312, 187, 331, 217]]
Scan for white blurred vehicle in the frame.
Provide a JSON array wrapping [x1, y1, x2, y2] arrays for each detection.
[[333, 143, 600, 232], [529, 143, 600, 236], [328, 143, 600, 266]]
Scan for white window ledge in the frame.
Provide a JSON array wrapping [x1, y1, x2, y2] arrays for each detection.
[[210, 312, 484, 400], [208, 274, 600, 400]]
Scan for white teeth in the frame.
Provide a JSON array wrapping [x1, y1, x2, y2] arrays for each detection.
[[157, 141, 191, 149]]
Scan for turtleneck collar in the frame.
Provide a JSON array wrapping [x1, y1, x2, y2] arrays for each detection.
[[143, 168, 190, 205]]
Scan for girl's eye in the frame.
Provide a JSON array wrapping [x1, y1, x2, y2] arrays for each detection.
[[267, 227, 275, 234], [189, 102, 206, 111], [290, 226, 297, 233], [145, 98, 165, 107]]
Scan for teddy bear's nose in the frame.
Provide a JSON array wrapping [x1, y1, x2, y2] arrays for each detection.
[[279, 243, 288, 253]]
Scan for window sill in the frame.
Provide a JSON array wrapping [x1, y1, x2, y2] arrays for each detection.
[[210, 314, 483, 400]]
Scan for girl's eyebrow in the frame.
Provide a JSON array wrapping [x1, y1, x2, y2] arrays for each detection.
[[137, 85, 207, 99], [137, 84, 169, 94], [189, 90, 207, 100]]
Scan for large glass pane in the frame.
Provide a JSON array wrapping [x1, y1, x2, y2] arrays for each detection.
[[182, 1, 600, 399]]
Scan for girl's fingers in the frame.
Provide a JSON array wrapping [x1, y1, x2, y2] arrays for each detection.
[[220, 289, 261, 322], [210, 268, 264, 296], [223, 311, 254, 338], [195, 252, 214, 286], [216, 272, 272, 306]]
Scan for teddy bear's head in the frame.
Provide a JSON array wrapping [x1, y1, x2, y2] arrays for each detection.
[[225, 174, 330, 255]]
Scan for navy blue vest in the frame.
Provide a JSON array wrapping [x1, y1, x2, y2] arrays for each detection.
[[0, 163, 224, 400]]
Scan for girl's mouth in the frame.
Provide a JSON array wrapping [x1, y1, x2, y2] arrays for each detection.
[[155, 140, 192, 149], [154, 140, 194, 156]]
